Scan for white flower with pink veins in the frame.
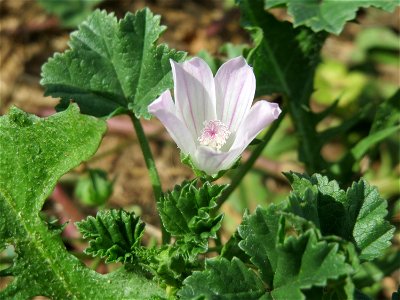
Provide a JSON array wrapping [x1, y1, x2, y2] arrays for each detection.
[[148, 56, 281, 175]]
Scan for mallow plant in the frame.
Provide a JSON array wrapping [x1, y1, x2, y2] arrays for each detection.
[[0, 1, 398, 299]]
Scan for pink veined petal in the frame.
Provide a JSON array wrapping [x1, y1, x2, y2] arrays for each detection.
[[231, 100, 282, 150], [148, 90, 196, 155], [193, 146, 244, 176], [170, 58, 217, 140], [215, 56, 256, 133]]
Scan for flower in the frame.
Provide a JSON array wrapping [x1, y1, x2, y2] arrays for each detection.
[[148, 56, 281, 175]]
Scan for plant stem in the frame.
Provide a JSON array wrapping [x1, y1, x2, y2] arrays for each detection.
[[217, 110, 287, 208], [129, 112, 170, 244]]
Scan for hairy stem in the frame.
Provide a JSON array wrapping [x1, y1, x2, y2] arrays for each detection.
[[217, 110, 287, 208], [129, 113, 170, 244]]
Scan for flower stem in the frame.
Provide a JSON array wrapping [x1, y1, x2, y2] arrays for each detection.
[[216, 109, 287, 208], [129, 112, 170, 244]]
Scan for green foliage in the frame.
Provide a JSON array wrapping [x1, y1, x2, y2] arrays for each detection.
[[158, 180, 226, 254], [76, 209, 145, 263], [181, 173, 394, 299], [239, 206, 351, 299], [0, 105, 165, 299], [181, 206, 352, 299], [143, 245, 200, 288], [285, 172, 395, 261], [238, 0, 328, 173], [41, 8, 186, 118], [37, 0, 103, 28], [264, 0, 398, 35], [239, 0, 399, 182], [370, 90, 400, 134], [179, 257, 265, 300], [75, 168, 113, 206]]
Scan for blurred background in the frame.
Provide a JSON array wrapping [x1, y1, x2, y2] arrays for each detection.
[[0, 0, 399, 298]]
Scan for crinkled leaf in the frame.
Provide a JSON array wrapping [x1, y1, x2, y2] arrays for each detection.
[[41, 8, 186, 118], [238, 206, 351, 299], [238, 0, 327, 173], [264, 0, 398, 35], [37, 0, 103, 28], [76, 209, 145, 263], [158, 180, 226, 254], [143, 245, 200, 287], [285, 172, 395, 260], [178, 257, 265, 300], [0, 105, 164, 299]]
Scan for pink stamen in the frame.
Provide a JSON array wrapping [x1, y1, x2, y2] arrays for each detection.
[[198, 120, 230, 150]]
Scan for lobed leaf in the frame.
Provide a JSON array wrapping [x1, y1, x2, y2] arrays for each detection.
[[285, 172, 395, 261], [238, 206, 351, 299], [264, 0, 398, 35], [181, 204, 352, 300], [158, 180, 226, 254], [41, 8, 186, 118], [76, 209, 145, 263], [0, 105, 165, 299]]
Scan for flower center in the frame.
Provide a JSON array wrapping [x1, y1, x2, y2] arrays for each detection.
[[198, 120, 231, 151]]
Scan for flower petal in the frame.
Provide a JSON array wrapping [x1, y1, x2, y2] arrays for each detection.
[[170, 58, 217, 140], [193, 146, 243, 176], [231, 101, 281, 150], [215, 56, 256, 133], [148, 90, 196, 155]]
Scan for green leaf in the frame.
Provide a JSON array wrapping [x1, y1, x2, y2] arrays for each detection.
[[346, 180, 395, 260], [41, 8, 186, 118], [0, 105, 165, 299], [285, 172, 395, 261], [238, 206, 351, 299], [178, 257, 265, 300], [37, 0, 103, 28], [143, 245, 200, 288], [76, 209, 145, 263], [238, 0, 328, 173], [158, 180, 226, 254], [348, 125, 400, 162], [75, 168, 113, 206], [238, 205, 284, 285], [264, 0, 398, 35]]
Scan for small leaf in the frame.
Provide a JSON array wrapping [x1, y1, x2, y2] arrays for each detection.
[[76, 209, 145, 263], [285, 172, 395, 261], [158, 180, 226, 254], [41, 8, 186, 118], [264, 0, 398, 35], [178, 257, 265, 300], [75, 168, 113, 206]]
